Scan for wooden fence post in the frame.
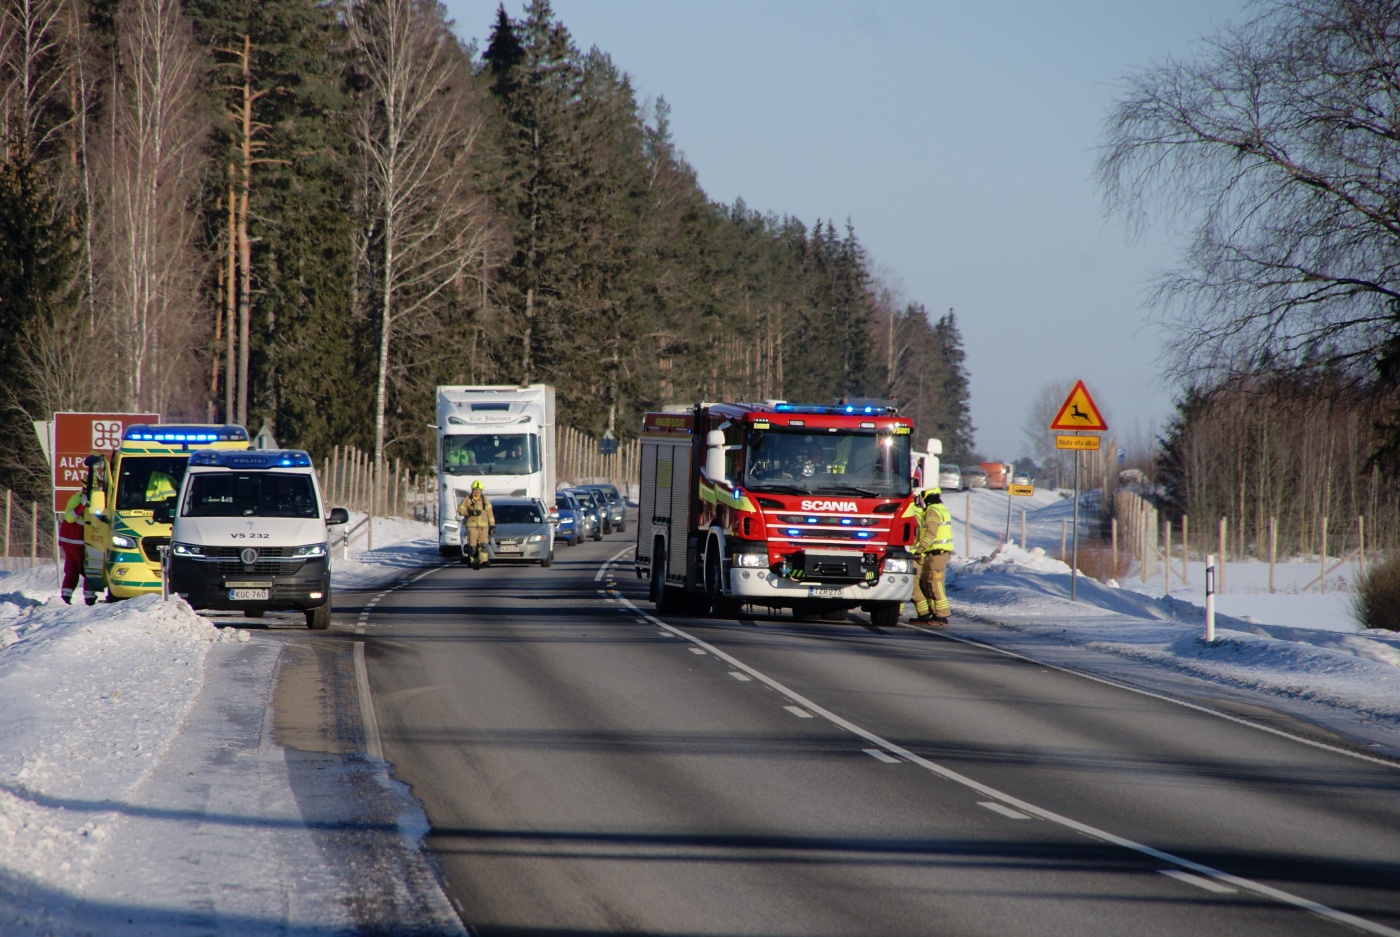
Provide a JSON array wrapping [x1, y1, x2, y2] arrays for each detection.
[[1163, 519, 1171, 594], [1269, 516, 1277, 594], [30, 502, 38, 566], [1218, 516, 1227, 594], [1320, 515, 1328, 595], [1181, 515, 1189, 585], [1358, 515, 1366, 581], [1111, 516, 1117, 575], [3, 489, 10, 569]]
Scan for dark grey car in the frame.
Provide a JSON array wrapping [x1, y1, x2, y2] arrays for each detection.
[[583, 484, 625, 533]]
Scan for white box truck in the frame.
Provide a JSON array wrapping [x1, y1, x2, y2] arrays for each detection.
[[435, 385, 556, 555]]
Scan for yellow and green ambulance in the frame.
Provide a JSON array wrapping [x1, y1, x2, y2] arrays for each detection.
[[82, 424, 250, 599]]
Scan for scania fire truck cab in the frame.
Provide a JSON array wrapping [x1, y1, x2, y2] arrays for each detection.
[[636, 402, 926, 629], [82, 424, 251, 600]]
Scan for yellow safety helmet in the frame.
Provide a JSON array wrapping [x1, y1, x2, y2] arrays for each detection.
[[920, 487, 941, 505], [471, 480, 484, 490]]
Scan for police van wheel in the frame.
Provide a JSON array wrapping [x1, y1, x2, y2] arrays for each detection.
[[305, 602, 331, 630]]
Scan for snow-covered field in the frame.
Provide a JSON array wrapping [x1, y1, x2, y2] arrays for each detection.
[[2, 492, 1399, 932]]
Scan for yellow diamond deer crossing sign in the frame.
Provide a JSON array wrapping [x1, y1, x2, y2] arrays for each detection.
[[1049, 380, 1107, 432]]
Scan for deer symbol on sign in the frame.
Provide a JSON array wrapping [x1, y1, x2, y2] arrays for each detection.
[[1071, 404, 1090, 421]]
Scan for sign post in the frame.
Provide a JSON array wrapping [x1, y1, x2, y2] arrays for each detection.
[[1049, 382, 1107, 601]]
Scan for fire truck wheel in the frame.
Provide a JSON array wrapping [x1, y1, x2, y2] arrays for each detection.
[[705, 545, 740, 619], [868, 603, 900, 629]]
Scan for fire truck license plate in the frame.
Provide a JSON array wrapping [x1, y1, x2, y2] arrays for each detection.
[[808, 587, 844, 598], [229, 588, 269, 601]]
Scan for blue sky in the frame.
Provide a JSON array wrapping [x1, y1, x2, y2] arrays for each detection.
[[441, 1, 1250, 461]]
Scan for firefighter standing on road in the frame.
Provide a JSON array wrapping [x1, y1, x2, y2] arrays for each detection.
[[910, 487, 953, 625], [457, 480, 495, 569], [59, 490, 94, 605]]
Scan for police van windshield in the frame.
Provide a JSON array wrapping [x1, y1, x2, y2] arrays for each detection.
[[116, 457, 190, 511], [442, 434, 539, 476], [182, 473, 320, 518], [743, 428, 912, 497]]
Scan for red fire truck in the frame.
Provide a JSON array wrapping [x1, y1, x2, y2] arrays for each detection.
[[635, 401, 929, 628]]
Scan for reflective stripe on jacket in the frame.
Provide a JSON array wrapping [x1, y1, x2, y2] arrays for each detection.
[[913, 503, 953, 555]]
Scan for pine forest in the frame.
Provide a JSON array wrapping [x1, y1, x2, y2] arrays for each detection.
[[0, 0, 976, 496]]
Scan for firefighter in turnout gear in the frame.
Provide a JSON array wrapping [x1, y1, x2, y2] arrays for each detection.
[[59, 490, 94, 605], [910, 487, 953, 625], [457, 480, 495, 569]]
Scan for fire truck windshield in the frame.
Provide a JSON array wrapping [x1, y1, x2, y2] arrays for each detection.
[[743, 428, 911, 496]]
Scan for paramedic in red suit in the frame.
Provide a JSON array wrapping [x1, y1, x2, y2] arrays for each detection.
[[59, 491, 92, 605]]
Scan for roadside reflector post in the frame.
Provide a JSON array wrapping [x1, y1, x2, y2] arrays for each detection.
[[1204, 554, 1216, 643]]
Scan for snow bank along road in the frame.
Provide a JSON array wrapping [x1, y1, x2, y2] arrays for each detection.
[[359, 534, 1400, 936], [4, 495, 1400, 935]]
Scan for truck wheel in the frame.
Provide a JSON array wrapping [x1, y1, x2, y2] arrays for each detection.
[[705, 545, 740, 619], [868, 603, 899, 629], [821, 609, 849, 622], [306, 602, 331, 630]]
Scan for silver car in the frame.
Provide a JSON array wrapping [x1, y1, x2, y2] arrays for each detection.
[[482, 497, 555, 567], [937, 465, 962, 491]]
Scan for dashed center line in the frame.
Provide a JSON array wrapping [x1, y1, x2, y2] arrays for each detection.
[[1160, 869, 1238, 894], [784, 705, 814, 719], [728, 671, 752, 682], [864, 749, 902, 764], [979, 801, 1032, 820], [689, 647, 707, 655]]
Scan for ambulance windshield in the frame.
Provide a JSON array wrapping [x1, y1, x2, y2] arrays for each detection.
[[743, 428, 911, 497]]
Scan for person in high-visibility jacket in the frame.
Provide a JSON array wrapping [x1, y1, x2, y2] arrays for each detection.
[[145, 469, 176, 503], [910, 487, 953, 624], [58, 490, 94, 605], [456, 480, 495, 569]]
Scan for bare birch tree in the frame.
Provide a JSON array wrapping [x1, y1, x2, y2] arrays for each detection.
[[93, 0, 208, 413], [1098, 0, 1400, 381], [347, 0, 490, 483]]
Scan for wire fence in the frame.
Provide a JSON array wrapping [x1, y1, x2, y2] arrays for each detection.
[[0, 489, 57, 573]]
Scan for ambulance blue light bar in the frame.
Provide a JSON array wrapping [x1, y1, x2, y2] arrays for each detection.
[[123, 424, 249, 443], [772, 404, 892, 416], [189, 450, 313, 468]]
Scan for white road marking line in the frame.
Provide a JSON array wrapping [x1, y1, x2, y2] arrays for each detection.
[[605, 585, 1400, 937], [729, 671, 752, 682], [659, 632, 675, 638], [352, 642, 382, 762], [784, 705, 814, 719], [689, 647, 706, 655], [908, 621, 1400, 771], [1160, 869, 1238, 894], [979, 801, 1032, 820], [864, 748, 901, 764]]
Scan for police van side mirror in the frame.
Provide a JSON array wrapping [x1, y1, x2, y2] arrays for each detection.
[[327, 507, 350, 525]]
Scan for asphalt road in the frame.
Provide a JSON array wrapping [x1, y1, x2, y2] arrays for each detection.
[[349, 526, 1400, 937]]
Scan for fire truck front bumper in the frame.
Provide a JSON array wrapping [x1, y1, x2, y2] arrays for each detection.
[[727, 568, 913, 603]]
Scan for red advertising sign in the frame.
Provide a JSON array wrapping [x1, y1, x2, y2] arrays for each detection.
[[51, 411, 159, 512]]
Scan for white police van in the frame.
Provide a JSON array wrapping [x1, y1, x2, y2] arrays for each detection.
[[165, 449, 348, 629]]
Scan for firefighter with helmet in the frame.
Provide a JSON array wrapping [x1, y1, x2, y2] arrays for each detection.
[[910, 486, 953, 625], [457, 480, 495, 569]]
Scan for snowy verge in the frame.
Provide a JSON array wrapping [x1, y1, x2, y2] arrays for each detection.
[[0, 513, 446, 933], [948, 543, 1400, 736]]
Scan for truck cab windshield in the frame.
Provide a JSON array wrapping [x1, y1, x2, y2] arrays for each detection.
[[182, 473, 320, 518], [116, 457, 189, 511], [743, 428, 911, 497], [442, 434, 539, 476]]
